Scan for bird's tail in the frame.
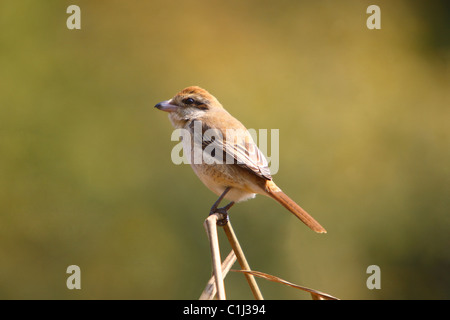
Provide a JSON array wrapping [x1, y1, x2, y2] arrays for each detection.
[[265, 180, 326, 233]]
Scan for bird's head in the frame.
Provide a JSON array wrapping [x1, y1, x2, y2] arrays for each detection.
[[155, 86, 223, 127]]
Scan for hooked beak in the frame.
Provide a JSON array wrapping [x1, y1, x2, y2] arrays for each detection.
[[154, 99, 178, 113]]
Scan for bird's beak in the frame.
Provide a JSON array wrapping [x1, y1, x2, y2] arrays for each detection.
[[154, 99, 178, 113]]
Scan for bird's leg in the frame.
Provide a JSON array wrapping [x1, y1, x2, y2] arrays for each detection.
[[209, 187, 235, 226], [209, 187, 231, 214]]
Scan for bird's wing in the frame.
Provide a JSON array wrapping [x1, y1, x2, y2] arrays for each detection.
[[192, 119, 272, 180], [223, 131, 272, 180]]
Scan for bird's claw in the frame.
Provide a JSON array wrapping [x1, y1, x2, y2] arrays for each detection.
[[214, 207, 229, 226], [209, 202, 234, 226], [209, 206, 229, 226]]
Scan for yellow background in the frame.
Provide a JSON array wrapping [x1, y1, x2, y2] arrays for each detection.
[[0, 0, 448, 299]]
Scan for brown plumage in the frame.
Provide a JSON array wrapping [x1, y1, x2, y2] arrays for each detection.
[[155, 86, 326, 233]]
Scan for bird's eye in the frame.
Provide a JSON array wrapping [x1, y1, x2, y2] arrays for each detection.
[[183, 97, 195, 105]]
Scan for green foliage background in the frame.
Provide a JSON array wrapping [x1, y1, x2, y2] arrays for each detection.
[[0, 0, 448, 299]]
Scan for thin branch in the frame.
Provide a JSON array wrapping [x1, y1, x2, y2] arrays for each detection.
[[203, 213, 226, 300], [222, 221, 264, 300], [199, 250, 237, 300]]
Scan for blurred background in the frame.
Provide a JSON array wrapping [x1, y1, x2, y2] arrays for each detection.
[[0, 0, 448, 299]]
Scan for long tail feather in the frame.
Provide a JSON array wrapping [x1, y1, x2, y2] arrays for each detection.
[[266, 181, 326, 233]]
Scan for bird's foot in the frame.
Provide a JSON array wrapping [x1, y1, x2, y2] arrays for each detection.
[[209, 201, 234, 226]]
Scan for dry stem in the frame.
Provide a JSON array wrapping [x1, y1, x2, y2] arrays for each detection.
[[203, 213, 226, 300], [222, 221, 264, 300], [199, 250, 237, 300]]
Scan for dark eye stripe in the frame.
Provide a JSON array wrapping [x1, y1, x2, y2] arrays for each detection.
[[183, 97, 209, 109]]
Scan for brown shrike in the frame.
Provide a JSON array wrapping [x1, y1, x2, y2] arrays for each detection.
[[155, 86, 326, 233]]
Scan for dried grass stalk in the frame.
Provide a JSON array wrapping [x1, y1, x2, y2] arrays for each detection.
[[203, 213, 226, 300], [233, 270, 339, 300], [222, 221, 264, 300], [199, 250, 237, 300]]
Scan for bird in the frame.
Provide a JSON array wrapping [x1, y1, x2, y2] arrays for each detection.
[[155, 86, 326, 233]]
